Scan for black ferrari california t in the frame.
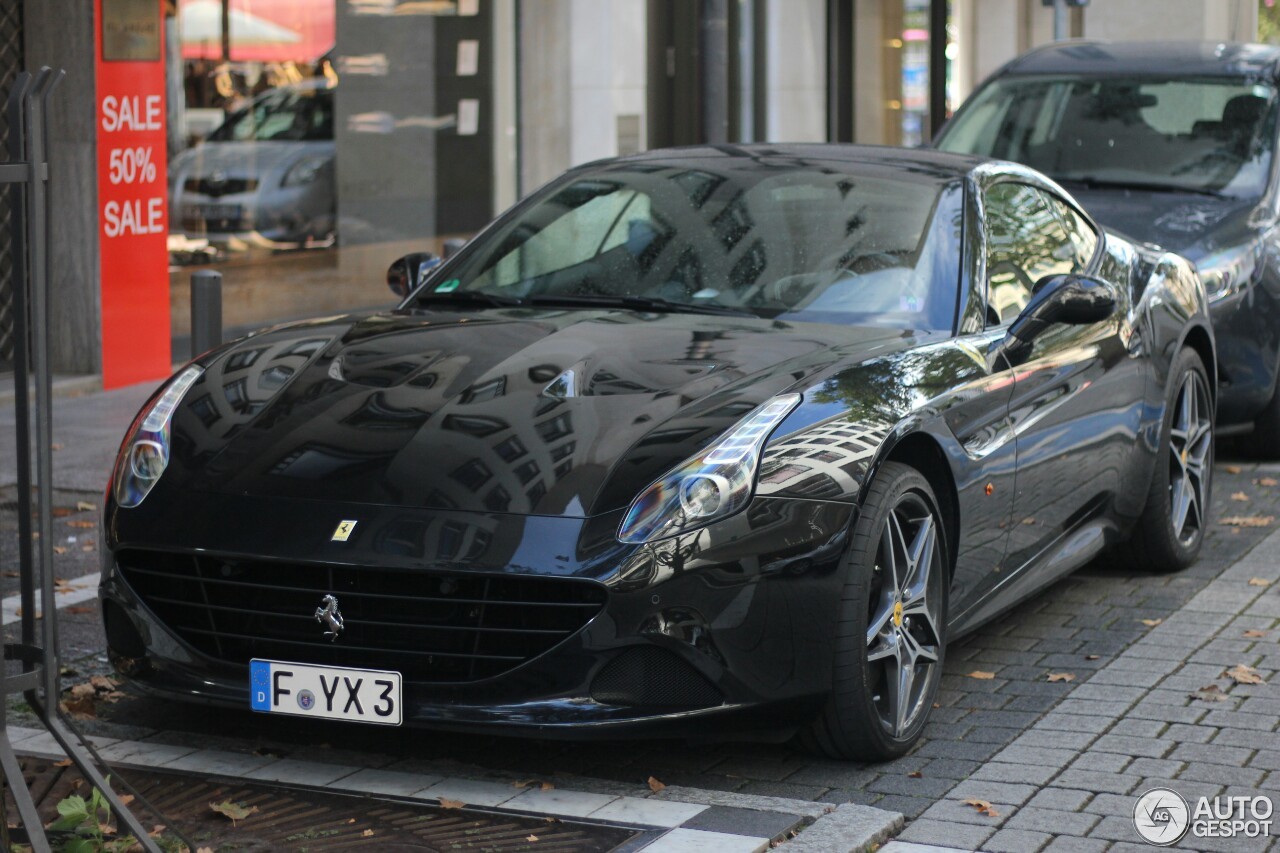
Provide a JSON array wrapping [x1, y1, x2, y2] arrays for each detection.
[[101, 146, 1214, 760], [935, 40, 1280, 455]]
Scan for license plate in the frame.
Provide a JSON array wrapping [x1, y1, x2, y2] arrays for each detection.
[[250, 660, 402, 726], [192, 203, 242, 220]]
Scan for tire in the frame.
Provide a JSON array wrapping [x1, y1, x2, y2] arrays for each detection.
[[800, 462, 949, 761], [1115, 347, 1214, 572]]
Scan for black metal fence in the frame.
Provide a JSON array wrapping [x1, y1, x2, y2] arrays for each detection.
[[0, 0, 23, 372]]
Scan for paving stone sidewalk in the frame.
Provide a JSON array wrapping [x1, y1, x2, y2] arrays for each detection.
[[890, 525, 1280, 853]]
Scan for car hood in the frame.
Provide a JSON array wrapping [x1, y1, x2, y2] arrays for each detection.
[[171, 140, 333, 179], [165, 307, 916, 517], [1066, 186, 1260, 264]]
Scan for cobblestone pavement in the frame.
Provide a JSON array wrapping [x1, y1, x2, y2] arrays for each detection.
[[3, 385, 1279, 851]]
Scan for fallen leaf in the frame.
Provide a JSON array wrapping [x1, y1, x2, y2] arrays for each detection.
[[53, 759, 72, 767], [1190, 684, 1230, 702], [1021, 517, 1037, 525], [1140, 618, 1163, 627], [119, 794, 134, 807], [962, 798, 1000, 818], [50, 443, 63, 451], [526, 835, 539, 843], [2, 571, 17, 578], [1243, 629, 1268, 638], [1249, 577, 1272, 587], [66, 520, 95, 529], [967, 671, 996, 680], [347, 818, 356, 823], [1232, 492, 1250, 502], [1047, 672, 1076, 683], [90, 675, 118, 692], [149, 824, 166, 837], [80, 545, 94, 552], [1224, 664, 1265, 685], [52, 546, 67, 555], [1257, 477, 1279, 487], [51, 507, 74, 518], [1225, 464, 1242, 474], [647, 776, 665, 793], [362, 829, 375, 837], [438, 798, 465, 810], [514, 779, 554, 792], [209, 801, 258, 825], [65, 606, 94, 615], [75, 501, 97, 512], [1085, 654, 1100, 661], [907, 771, 923, 778], [1221, 516, 1275, 528]]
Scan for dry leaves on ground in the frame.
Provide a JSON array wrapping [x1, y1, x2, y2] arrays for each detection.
[[1224, 664, 1265, 685], [1221, 516, 1275, 528], [514, 779, 554, 792], [438, 798, 465, 810], [1256, 477, 1278, 487], [53, 758, 72, 768], [1249, 577, 1272, 587], [1231, 492, 1250, 502], [1047, 673, 1076, 683], [52, 546, 67, 555], [907, 771, 923, 778], [647, 776, 665, 793], [1243, 629, 1269, 638], [526, 836, 539, 843], [967, 671, 996, 680], [65, 520, 95, 529], [1225, 465, 1242, 474], [209, 801, 258, 825], [1140, 618, 1163, 627], [1189, 684, 1230, 702], [362, 829, 375, 837], [1085, 654, 1101, 661], [75, 501, 97, 512], [962, 799, 1000, 818]]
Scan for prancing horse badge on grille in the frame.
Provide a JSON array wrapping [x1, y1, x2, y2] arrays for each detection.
[[315, 594, 344, 641], [331, 519, 357, 541]]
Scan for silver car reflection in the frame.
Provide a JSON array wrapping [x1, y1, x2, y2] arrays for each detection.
[[169, 80, 335, 247]]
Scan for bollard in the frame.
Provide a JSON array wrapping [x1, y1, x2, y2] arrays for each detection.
[[190, 269, 223, 357]]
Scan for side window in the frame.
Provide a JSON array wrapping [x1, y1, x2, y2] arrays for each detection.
[[982, 183, 1093, 326]]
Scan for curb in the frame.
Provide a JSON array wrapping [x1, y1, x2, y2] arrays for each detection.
[[0, 374, 102, 407]]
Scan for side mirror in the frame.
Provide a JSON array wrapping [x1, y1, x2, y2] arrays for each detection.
[[387, 252, 443, 298], [1002, 274, 1118, 362]]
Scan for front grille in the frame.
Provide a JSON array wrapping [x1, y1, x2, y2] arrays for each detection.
[[184, 177, 259, 196], [116, 549, 607, 683]]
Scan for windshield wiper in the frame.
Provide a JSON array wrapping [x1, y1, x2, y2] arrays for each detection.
[[1058, 176, 1226, 199], [412, 290, 528, 309], [526, 293, 756, 317]]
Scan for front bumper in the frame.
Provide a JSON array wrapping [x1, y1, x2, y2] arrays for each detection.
[[100, 488, 854, 738]]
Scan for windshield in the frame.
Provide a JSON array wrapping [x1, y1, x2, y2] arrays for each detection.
[[938, 75, 1278, 198], [207, 87, 334, 143], [414, 162, 958, 331]]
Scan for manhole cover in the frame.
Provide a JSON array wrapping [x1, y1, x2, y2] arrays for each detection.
[[5, 756, 645, 851]]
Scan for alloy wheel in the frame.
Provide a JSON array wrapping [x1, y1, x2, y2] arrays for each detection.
[[866, 493, 944, 738], [1168, 370, 1212, 546]]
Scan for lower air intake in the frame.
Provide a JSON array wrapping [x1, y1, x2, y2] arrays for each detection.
[[590, 646, 722, 709]]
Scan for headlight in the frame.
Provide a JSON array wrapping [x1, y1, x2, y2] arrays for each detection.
[[112, 365, 203, 508], [1198, 246, 1257, 303], [617, 394, 801, 544], [282, 155, 329, 187]]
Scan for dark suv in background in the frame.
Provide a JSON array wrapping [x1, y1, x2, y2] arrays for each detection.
[[935, 41, 1280, 455]]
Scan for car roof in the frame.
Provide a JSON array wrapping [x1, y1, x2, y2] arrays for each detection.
[[595, 143, 994, 184], [1002, 40, 1280, 81]]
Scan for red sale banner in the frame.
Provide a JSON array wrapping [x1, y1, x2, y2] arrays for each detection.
[[96, 0, 171, 389]]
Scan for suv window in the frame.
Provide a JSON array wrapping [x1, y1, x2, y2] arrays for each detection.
[[983, 183, 1097, 326], [939, 76, 1278, 199]]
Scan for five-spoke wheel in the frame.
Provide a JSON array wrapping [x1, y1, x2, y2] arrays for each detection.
[[802, 462, 948, 760]]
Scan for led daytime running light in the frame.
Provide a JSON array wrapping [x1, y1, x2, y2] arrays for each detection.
[[142, 366, 203, 433]]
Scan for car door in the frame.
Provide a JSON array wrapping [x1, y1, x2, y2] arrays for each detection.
[[980, 181, 1144, 586]]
